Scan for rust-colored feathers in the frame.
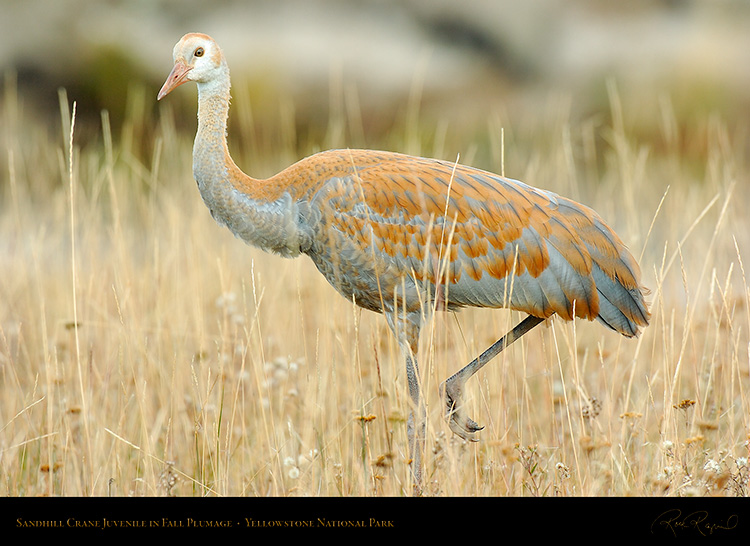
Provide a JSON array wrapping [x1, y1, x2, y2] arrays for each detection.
[[262, 149, 649, 337]]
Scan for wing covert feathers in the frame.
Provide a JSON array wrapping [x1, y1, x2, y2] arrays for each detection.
[[275, 150, 649, 337]]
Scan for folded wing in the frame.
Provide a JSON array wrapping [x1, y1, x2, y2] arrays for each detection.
[[306, 150, 649, 337]]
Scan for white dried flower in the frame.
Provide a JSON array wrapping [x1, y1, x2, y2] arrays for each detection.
[[662, 464, 676, 477], [215, 291, 237, 309], [703, 459, 720, 473]]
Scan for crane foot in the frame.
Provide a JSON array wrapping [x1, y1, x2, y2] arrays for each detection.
[[442, 378, 483, 441]]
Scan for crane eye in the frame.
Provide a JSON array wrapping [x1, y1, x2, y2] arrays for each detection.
[[194, 47, 204, 57]]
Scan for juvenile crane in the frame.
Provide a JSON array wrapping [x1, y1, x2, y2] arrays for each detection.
[[158, 33, 650, 492]]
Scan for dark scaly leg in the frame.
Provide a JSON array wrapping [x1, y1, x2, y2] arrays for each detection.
[[442, 314, 545, 440]]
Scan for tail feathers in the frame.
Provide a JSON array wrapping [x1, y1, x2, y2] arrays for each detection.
[[591, 263, 650, 337]]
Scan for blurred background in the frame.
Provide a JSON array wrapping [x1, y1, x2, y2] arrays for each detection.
[[3, 0, 750, 151], [2, 0, 750, 499]]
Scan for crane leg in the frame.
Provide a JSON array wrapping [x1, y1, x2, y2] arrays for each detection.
[[405, 351, 425, 496], [385, 310, 425, 495], [442, 314, 545, 441]]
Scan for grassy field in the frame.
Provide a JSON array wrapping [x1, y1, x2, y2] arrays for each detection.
[[0, 72, 748, 498]]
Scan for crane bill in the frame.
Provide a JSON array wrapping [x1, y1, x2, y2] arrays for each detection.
[[158, 61, 192, 100]]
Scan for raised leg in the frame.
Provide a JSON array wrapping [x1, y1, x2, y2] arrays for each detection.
[[442, 314, 545, 441]]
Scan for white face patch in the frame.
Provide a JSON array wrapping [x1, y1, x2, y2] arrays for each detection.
[[170, 34, 225, 84]]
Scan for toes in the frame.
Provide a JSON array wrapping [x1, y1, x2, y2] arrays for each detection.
[[449, 413, 483, 441], [464, 416, 483, 433], [444, 396, 483, 440], [443, 379, 484, 441]]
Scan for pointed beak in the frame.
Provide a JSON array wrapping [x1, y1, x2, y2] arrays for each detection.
[[157, 61, 192, 100]]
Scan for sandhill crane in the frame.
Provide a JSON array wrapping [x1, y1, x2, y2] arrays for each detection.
[[158, 33, 650, 494]]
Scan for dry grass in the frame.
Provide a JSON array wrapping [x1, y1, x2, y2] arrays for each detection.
[[0, 73, 748, 498]]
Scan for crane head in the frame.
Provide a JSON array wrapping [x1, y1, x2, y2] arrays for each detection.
[[158, 33, 225, 100]]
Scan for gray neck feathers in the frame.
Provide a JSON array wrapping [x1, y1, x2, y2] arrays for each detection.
[[192, 71, 305, 258]]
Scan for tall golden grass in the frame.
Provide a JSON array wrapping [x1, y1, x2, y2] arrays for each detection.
[[0, 72, 747, 497]]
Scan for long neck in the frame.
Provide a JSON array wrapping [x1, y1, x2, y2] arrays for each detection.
[[192, 70, 306, 257]]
